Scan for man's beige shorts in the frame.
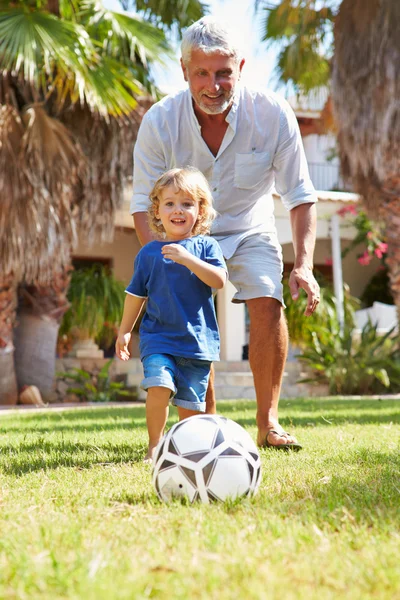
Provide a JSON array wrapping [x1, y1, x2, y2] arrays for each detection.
[[225, 233, 284, 305]]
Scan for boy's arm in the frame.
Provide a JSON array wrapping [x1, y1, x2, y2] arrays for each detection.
[[115, 294, 146, 361], [161, 244, 226, 289]]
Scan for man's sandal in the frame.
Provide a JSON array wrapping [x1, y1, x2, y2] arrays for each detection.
[[262, 429, 302, 451]]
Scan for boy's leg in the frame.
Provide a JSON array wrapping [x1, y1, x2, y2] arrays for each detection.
[[177, 406, 201, 420], [145, 386, 170, 462], [205, 364, 216, 414]]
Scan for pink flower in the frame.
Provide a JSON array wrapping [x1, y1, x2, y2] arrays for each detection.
[[358, 251, 372, 266], [337, 204, 358, 217], [366, 231, 374, 240], [325, 258, 333, 266], [374, 243, 388, 259]]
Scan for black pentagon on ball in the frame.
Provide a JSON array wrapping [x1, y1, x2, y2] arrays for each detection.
[[154, 438, 166, 463], [202, 458, 217, 487], [159, 459, 176, 471], [219, 447, 242, 457], [179, 465, 197, 486], [207, 489, 220, 502], [182, 451, 209, 463], [212, 428, 225, 449], [168, 438, 180, 456]]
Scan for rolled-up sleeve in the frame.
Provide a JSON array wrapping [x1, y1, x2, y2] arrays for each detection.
[[131, 113, 166, 214], [273, 100, 318, 211]]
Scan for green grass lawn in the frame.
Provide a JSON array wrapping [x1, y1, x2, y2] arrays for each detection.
[[0, 398, 399, 600]]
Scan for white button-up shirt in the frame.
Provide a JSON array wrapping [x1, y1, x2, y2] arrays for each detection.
[[131, 86, 317, 258]]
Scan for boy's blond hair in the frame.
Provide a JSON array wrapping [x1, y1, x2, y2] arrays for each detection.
[[149, 167, 217, 237]]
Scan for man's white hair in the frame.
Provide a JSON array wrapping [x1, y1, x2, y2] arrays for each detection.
[[181, 16, 243, 65]]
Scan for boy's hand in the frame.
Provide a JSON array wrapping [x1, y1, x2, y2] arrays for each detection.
[[115, 332, 131, 361], [161, 244, 192, 266]]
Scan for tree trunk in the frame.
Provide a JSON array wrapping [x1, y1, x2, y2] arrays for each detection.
[[14, 266, 71, 401], [379, 192, 400, 323], [0, 273, 18, 405], [332, 0, 400, 316]]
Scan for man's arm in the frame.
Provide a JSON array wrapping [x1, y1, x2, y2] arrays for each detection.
[[289, 202, 320, 316], [133, 212, 157, 246], [131, 114, 166, 246]]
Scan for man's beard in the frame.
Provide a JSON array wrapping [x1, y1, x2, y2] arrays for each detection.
[[191, 87, 235, 115]]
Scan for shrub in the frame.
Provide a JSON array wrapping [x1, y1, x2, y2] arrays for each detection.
[[297, 321, 400, 395], [283, 278, 358, 349], [57, 360, 130, 402]]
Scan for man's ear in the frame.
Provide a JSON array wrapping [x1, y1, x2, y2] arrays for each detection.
[[180, 57, 188, 82]]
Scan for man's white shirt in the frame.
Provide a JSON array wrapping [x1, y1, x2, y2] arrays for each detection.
[[131, 86, 317, 259]]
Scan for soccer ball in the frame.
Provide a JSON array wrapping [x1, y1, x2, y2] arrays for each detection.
[[152, 414, 261, 503]]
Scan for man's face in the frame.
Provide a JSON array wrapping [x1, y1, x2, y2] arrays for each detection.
[[181, 49, 245, 115]]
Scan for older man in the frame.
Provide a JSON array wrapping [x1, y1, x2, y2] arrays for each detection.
[[131, 17, 320, 450]]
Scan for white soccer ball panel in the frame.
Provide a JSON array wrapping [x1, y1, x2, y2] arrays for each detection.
[[170, 416, 219, 455], [155, 465, 198, 503], [222, 419, 259, 454], [207, 456, 251, 501]]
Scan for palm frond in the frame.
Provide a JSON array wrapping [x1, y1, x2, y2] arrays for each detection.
[[123, 0, 209, 32], [80, 3, 173, 67], [257, 0, 337, 93], [0, 7, 143, 115]]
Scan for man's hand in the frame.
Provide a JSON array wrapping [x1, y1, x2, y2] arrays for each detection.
[[115, 332, 132, 361], [161, 243, 192, 265], [289, 265, 320, 316]]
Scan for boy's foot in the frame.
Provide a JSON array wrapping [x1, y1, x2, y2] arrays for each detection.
[[143, 443, 158, 463]]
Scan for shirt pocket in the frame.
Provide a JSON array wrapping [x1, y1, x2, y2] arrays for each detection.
[[234, 151, 271, 189]]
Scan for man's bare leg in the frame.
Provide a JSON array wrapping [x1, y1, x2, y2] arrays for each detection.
[[246, 297, 300, 448], [205, 364, 216, 414]]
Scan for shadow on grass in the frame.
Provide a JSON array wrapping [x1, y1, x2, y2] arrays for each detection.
[[229, 398, 400, 429], [0, 439, 146, 476], [1, 399, 399, 436]]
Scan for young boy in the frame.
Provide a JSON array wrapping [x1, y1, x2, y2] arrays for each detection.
[[115, 167, 227, 462]]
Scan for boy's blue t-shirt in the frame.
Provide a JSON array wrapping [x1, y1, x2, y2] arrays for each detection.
[[125, 235, 227, 362]]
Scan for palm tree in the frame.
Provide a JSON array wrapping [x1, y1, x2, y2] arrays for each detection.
[[0, 0, 206, 404], [257, 0, 400, 317], [331, 0, 400, 316]]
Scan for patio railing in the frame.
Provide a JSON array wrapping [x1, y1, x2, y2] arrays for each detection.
[[307, 162, 352, 192]]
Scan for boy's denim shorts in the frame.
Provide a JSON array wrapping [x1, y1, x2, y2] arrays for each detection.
[[141, 354, 211, 412]]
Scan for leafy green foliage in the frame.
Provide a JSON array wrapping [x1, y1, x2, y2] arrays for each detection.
[[297, 320, 400, 395], [57, 359, 130, 401], [256, 0, 339, 92], [283, 276, 358, 349], [59, 264, 125, 341], [0, 0, 172, 115], [121, 0, 209, 33]]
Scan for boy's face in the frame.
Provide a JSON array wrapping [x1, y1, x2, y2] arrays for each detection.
[[156, 184, 200, 241]]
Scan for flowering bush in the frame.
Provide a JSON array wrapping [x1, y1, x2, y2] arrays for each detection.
[[338, 204, 387, 265]]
